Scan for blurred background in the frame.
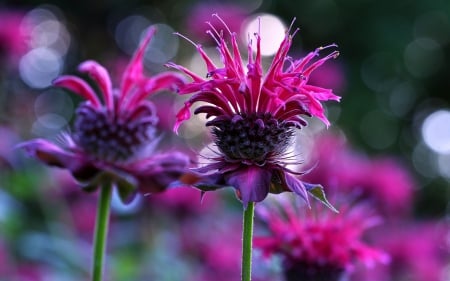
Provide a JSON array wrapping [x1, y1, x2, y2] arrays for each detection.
[[0, 0, 449, 280]]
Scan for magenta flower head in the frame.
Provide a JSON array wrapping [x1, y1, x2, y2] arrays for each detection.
[[167, 15, 340, 207], [18, 27, 190, 202], [254, 197, 390, 281], [303, 133, 416, 218], [0, 10, 31, 67]]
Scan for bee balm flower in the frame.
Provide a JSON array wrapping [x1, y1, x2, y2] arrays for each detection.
[[255, 198, 390, 281], [168, 16, 340, 207], [19, 27, 190, 202]]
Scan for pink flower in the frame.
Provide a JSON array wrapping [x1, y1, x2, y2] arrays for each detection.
[[303, 133, 416, 218], [308, 60, 347, 94], [0, 10, 31, 67], [179, 215, 243, 281], [168, 15, 340, 207], [18, 27, 190, 202], [254, 197, 389, 281], [184, 3, 249, 41], [351, 221, 450, 281], [145, 185, 221, 218]]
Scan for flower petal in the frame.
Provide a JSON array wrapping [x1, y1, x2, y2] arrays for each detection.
[[124, 71, 186, 107], [120, 27, 156, 97], [303, 182, 338, 213], [226, 165, 271, 208], [78, 60, 114, 109], [17, 139, 100, 183], [144, 72, 186, 93], [53, 75, 101, 108], [127, 151, 191, 195], [174, 101, 192, 134], [18, 139, 75, 167], [284, 173, 310, 206]]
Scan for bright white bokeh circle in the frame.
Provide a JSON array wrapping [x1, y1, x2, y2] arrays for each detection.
[[242, 14, 286, 56], [421, 109, 450, 154]]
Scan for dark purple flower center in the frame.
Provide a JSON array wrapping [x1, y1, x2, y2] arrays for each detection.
[[73, 103, 157, 162], [208, 113, 295, 164]]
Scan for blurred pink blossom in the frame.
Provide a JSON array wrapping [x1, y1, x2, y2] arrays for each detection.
[[303, 133, 416, 218], [145, 185, 221, 218], [254, 197, 389, 281], [0, 10, 31, 67], [184, 3, 249, 41], [309, 60, 347, 94], [352, 221, 450, 281], [179, 216, 242, 281]]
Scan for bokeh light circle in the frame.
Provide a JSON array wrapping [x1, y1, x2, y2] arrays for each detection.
[[421, 110, 450, 154], [19, 47, 63, 89], [242, 14, 286, 56]]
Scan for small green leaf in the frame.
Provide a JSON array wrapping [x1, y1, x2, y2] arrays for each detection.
[[305, 183, 339, 213], [116, 177, 137, 204]]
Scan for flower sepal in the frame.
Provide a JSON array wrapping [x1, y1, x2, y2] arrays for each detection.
[[78, 169, 138, 203], [304, 182, 338, 213]]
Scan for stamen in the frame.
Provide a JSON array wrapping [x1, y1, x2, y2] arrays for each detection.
[[206, 21, 221, 40], [206, 29, 221, 46], [287, 17, 297, 34], [212, 13, 232, 36], [173, 32, 198, 48]]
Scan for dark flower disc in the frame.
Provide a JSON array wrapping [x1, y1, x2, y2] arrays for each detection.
[[209, 113, 295, 164]]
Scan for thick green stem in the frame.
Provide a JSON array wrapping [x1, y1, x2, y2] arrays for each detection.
[[242, 202, 255, 281], [92, 183, 112, 281]]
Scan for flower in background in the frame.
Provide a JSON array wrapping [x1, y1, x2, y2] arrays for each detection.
[[254, 196, 389, 281], [175, 211, 277, 281], [308, 60, 347, 95], [351, 221, 450, 281], [180, 217, 243, 281], [185, 3, 249, 41], [19, 27, 190, 202], [145, 185, 221, 219], [0, 9, 31, 68], [168, 15, 340, 207], [303, 132, 416, 218]]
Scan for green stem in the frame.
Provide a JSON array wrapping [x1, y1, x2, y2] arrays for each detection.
[[92, 183, 112, 281], [242, 202, 255, 281]]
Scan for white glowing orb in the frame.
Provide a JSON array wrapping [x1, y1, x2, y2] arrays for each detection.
[[421, 109, 450, 154], [19, 47, 62, 89], [242, 14, 286, 56]]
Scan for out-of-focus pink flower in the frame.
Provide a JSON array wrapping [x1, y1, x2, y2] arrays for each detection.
[[362, 158, 416, 216], [303, 133, 416, 218], [184, 3, 249, 41], [352, 221, 450, 281], [11, 264, 45, 281], [309, 60, 347, 94], [179, 216, 242, 281], [0, 10, 31, 67], [145, 185, 221, 218], [18, 27, 190, 203], [254, 197, 389, 281], [168, 15, 340, 207]]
